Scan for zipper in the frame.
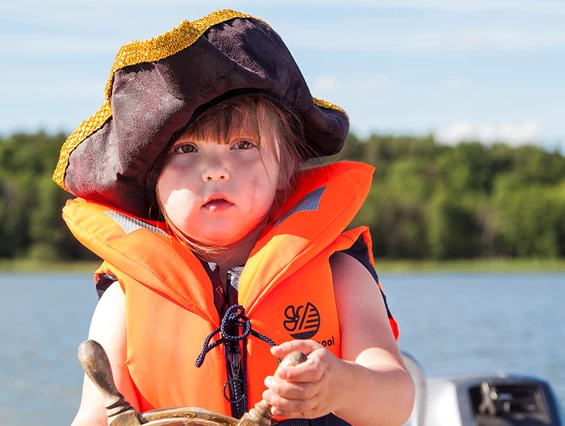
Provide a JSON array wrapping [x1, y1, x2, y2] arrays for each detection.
[[230, 350, 241, 378], [225, 342, 245, 418]]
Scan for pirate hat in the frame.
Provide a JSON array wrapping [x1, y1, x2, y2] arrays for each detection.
[[53, 9, 349, 219]]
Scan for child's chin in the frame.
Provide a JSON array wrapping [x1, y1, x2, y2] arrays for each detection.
[[192, 231, 244, 247], [187, 222, 264, 248]]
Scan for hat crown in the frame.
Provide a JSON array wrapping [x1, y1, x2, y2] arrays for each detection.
[[54, 9, 349, 219]]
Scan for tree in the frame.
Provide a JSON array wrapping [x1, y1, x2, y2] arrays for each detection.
[[494, 182, 563, 258], [427, 190, 482, 259]]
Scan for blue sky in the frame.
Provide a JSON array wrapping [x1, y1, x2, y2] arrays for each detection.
[[2, 0, 564, 150]]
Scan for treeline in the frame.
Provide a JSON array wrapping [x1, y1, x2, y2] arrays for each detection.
[[0, 132, 96, 261], [337, 134, 565, 259], [0, 131, 564, 261]]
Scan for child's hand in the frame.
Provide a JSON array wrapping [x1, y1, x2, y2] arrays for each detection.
[[262, 340, 345, 419]]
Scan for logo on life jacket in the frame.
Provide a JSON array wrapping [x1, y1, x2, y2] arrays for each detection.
[[283, 302, 321, 339]]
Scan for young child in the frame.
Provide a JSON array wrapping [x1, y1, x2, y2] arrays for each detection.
[[54, 9, 414, 426]]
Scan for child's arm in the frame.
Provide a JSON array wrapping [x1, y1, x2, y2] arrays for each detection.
[[265, 252, 415, 426], [70, 282, 139, 426]]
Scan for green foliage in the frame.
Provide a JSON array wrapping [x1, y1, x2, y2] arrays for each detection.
[[0, 131, 98, 262], [27, 176, 71, 260], [346, 134, 565, 259], [427, 191, 482, 259], [351, 184, 428, 258], [493, 183, 565, 257], [0, 173, 32, 257], [387, 158, 434, 201], [1, 131, 564, 261], [435, 143, 492, 193]]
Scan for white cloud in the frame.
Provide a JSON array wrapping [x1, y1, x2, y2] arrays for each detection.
[[445, 77, 470, 90], [277, 0, 565, 14], [312, 73, 392, 98], [313, 75, 339, 94], [7, 27, 564, 57], [352, 74, 393, 92], [436, 120, 541, 146], [0, 35, 117, 56], [0, 69, 104, 99], [4, 2, 565, 57], [287, 27, 565, 53], [42, 0, 565, 14]]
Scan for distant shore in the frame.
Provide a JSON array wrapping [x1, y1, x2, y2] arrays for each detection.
[[1, 258, 565, 273], [0, 260, 102, 273], [374, 258, 565, 273]]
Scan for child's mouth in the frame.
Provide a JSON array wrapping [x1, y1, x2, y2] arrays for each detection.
[[202, 197, 234, 212]]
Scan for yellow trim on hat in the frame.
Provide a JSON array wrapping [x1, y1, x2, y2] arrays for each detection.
[[103, 10, 265, 101], [53, 100, 113, 189], [313, 97, 349, 120], [53, 9, 346, 190]]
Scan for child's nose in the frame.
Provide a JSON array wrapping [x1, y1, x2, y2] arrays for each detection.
[[202, 162, 229, 182]]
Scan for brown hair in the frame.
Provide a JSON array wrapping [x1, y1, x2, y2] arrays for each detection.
[[157, 94, 309, 256]]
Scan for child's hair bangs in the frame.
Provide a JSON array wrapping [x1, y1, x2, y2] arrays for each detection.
[[184, 97, 265, 149]]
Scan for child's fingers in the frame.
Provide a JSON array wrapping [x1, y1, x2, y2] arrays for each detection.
[[271, 355, 326, 382], [262, 388, 318, 418], [263, 376, 316, 400], [270, 407, 313, 420], [270, 339, 323, 358]]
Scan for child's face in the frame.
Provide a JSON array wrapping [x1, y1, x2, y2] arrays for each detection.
[[157, 132, 282, 246]]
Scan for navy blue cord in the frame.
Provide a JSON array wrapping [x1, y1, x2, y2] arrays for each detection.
[[195, 304, 277, 415]]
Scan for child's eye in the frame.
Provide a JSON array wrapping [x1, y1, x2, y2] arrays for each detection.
[[173, 144, 197, 154], [232, 139, 256, 150]]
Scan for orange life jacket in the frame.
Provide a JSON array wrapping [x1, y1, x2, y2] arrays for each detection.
[[62, 161, 399, 415]]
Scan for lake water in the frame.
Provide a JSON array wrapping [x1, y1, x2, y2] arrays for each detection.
[[1, 272, 564, 425]]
